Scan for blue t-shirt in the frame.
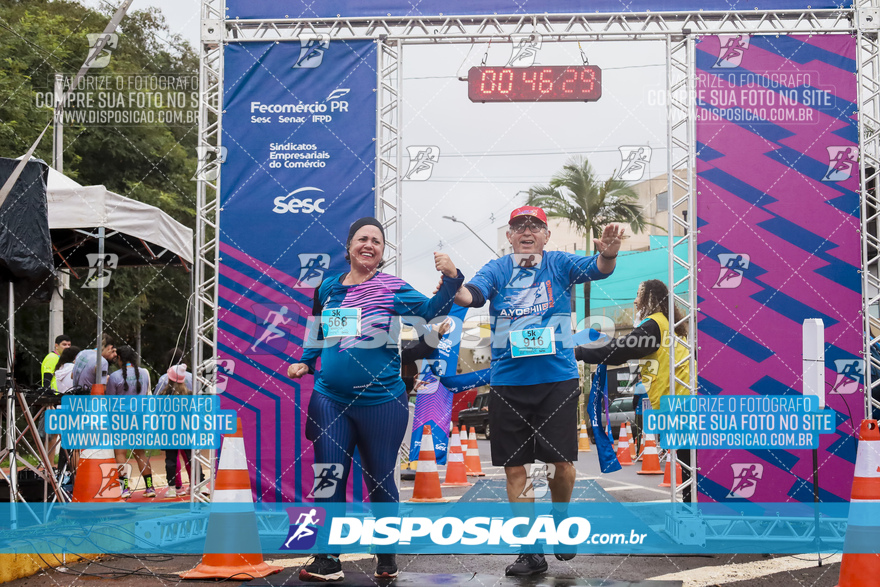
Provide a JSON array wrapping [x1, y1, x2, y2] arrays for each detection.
[[106, 365, 151, 396], [300, 270, 464, 405], [467, 250, 611, 386]]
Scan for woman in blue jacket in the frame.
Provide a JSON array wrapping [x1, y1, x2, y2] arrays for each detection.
[[287, 217, 463, 581]]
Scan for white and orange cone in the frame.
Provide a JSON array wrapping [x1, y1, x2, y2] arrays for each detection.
[[578, 420, 591, 452], [660, 452, 682, 488], [835, 420, 880, 587], [617, 424, 633, 466], [637, 435, 664, 475], [627, 422, 638, 461], [442, 426, 473, 488], [180, 418, 282, 580], [465, 426, 486, 477], [71, 448, 124, 502], [71, 385, 121, 503], [409, 425, 446, 502]]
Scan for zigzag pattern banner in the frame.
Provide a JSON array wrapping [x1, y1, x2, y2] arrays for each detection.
[[219, 40, 377, 501], [695, 34, 861, 503]]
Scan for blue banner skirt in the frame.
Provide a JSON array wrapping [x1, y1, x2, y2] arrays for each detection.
[[589, 365, 621, 474]]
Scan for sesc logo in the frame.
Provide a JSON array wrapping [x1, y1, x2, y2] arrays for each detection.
[[272, 187, 327, 214]]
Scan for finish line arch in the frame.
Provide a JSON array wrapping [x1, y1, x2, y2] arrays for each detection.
[[192, 1, 880, 507]]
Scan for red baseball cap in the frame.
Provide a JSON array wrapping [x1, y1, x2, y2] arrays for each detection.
[[509, 206, 548, 225]]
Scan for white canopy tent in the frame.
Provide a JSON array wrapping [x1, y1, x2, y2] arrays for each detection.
[[45, 167, 193, 267]]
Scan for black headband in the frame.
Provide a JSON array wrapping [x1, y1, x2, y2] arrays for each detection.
[[346, 217, 385, 247]]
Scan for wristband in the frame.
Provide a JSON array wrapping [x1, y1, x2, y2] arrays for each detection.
[[600, 252, 618, 260]]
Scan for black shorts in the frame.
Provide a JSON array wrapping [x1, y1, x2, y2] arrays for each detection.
[[488, 379, 580, 467]]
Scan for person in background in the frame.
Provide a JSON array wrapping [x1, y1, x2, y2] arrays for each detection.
[[72, 334, 117, 390], [400, 317, 453, 395], [160, 364, 204, 498], [48, 345, 80, 479], [106, 345, 153, 498], [629, 372, 648, 454], [154, 348, 193, 395], [574, 279, 691, 501], [41, 334, 71, 391], [54, 346, 81, 394]]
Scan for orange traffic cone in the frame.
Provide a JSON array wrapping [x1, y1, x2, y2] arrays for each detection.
[[409, 425, 446, 502], [627, 422, 638, 461], [836, 420, 880, 587], [660, 452, 683, 487], [71, 448, 124, 502], [617, 424, 633, 466], [637, 435, 664, 475], [442, 426, 473, 488], [465, 427, 486, 477], [578, 420, 591, 452], [180, 418, 281, 580]]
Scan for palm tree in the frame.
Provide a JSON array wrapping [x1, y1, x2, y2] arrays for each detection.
[[526, 156, 652, 317]]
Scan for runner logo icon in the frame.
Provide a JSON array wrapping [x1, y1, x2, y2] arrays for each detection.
[[727, 463, 763, 499], [518, 463, 555, 499], [404, 146, 440, 181], [309, 463, 344, 499], [296, 253, 331, 288], [830, 359, 863, 395], [86, 33, 118, 69], [713, 253, 750, 289], [83, 253, 119, 289], [822, 146, 857, 182], [637, 359, 660, 393], [713, 35, 750, 68], [210, 358, 235, 393], [615, 146, 652, 181], [96, 463, 130, 498], [249, 304, 294, 355], [293, 35, 330, 69], [507, 34, 542, 67], [281, 506, 326, 550]]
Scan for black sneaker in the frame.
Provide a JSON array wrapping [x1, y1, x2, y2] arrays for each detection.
[[504, 553, 548, 577], [374, 553, 398, 578], [554, 549, 576, 561], [299, 555, 343, 582]]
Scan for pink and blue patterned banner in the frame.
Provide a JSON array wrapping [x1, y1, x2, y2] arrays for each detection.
[[695, 34, 860, 503]]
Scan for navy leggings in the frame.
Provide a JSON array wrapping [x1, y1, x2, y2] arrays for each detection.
[[305, 391, 408, 503]]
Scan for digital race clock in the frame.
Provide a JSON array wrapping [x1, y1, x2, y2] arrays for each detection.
[[467, 65, 602, 103]]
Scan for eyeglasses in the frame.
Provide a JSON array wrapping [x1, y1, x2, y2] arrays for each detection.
[[509, 220, 547, 234]]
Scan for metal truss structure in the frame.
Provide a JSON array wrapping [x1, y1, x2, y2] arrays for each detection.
[[664, 32, 698, 503], [859, 7, 880, 419], [196, 0, 879, 523], [190, 0, 226, 503]]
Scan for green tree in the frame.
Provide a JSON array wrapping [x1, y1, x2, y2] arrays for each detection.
[[526, 156, 651, 317], [0, 0, 198, 384]]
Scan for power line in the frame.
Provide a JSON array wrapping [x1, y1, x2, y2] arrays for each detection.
[[425, 146, 669, 158]]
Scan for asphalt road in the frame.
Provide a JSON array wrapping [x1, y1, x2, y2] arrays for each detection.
[[4, 438, 848, 586]]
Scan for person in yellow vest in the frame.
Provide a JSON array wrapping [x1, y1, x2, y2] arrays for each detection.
[[40, 334, 71, 391], [574, 279, 692, 501]]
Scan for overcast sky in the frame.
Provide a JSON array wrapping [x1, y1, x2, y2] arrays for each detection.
[[82, 2, 668, 298]]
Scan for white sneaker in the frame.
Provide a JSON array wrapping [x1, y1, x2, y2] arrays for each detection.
[[165, 487, 177, 499]]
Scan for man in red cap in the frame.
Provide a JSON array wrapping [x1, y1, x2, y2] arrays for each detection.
[[453, 205, 624, 576]]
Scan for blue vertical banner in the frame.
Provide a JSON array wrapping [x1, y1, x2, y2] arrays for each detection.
[[219, 40, 376, 501]]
